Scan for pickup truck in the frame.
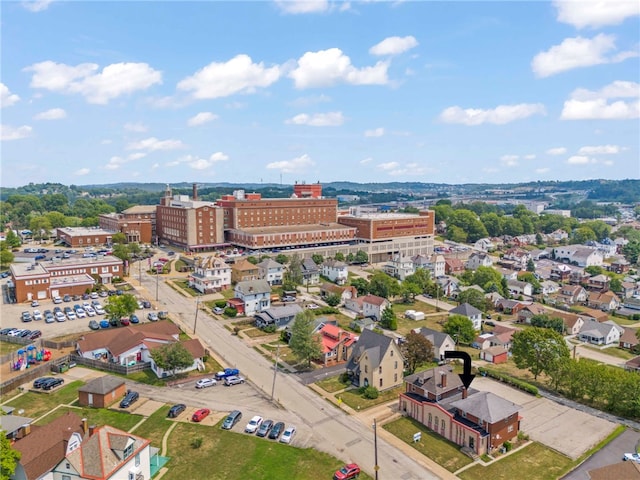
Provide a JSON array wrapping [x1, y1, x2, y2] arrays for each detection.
[[215, 368, 240, 380]]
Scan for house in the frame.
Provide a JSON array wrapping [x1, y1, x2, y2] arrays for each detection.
[[414, 327, 456, 361], [610, 258, 631, 274], [585, 274, 610, 292], [554, 312, 585, 335], [444, 258, 465, 275], [553, 246, 603, 267], [449, 303, 483, 330], [548, 229, 569, 242], [257, 258, 284, 286], [550, 263, 572, 281], [430, 254, 446, 278], [254, 304, 303, 330], [487, 325, 518, 350], [301, 258, 320, 286], [320, 283, 357, 305], [11, 412, 85, 480], [344, 294, 390, 321], [437, 276, 460, 297], [587, 291, 620, 311], [502, 248, 531, 270], [495, 267, 519, 281], [231, 258, 260, 283], [624, 297, 640, 311], [384, 255, 415, 280], [316, 324, 357, 366], [484, 291, 504, 308], [480, 346, 509, 364], [579, 307, 611, 323], [350, 317, 377, 332], [399, 366, 522, 455], [516, 303, 548, 324], [322, 259, 348, 285], [507, 279, 533, 297], [189, 256, 231, 293], [234, 279, 271, 316], [540, 280, 560, 295], [51, 424, 152, 480], [473, 334, 493, 350], [495, 299, 527, 315], [556, 284, 588, 305], [465, 252, 493, 270], [619, 328, 639, 352], [587, 461, 640, 480], [625, 356, 640, 372], [474, 238, 495, 252], [618, 281, 637, 299], [569, 269, 590, 285], [346, 329, 404, 391], [578, 319, 623, 345], [0, 412, 33, 441], [78, 376, 126, 408]]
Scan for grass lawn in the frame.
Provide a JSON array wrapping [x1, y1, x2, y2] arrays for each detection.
[[610, 316, 637, 326], [338, 385, 404, 411], [243, 327, 275, 339], [383, 417, 472, 473], [0, 341, 24, 356], [172, 280, 198, 297], [4, 380, 85, 419], [163, 423, 373, 480], [259, 344, 307, 369], [458, 442, 573, 480], [117, 357, 223, 386], [37, 406, 143, 432], [132, 404, 172, 445], [584, 345, 636, 360], [315, 374, 350, 393]]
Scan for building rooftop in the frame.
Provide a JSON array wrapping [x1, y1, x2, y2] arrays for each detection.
[[229, 222, 353, 234], [56, 226, 116, 236], [122, 205, 157, 214], [340, 212, 424, 220]]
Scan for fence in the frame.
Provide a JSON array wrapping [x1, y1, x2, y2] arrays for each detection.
[[42, 339, 76, 349], [0, 356, 70, 396], [67, 354, 151, 375]]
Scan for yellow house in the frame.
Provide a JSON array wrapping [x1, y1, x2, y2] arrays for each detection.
[[346, 329, 404, 391]]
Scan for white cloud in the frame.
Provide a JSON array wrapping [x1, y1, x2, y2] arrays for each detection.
[[24, 61, 162, 104], [1, 124, 32, 141], [500, 155, 519, 167], [105, 156, 126, 170], [561, 80, 640, 120], [128, 152, 147, 161], [364, 127, 384, 137], [360, 157, 373, 164], [126, 137, 186, 151], [531, 34, 637, 78], [439, 103, 546, 125], [578, 145, 621, 154], [187, 112, 219, 126], [100, 139, 112, 145], [178, 55, 281, 99], [172, 152, 230, 170], [535, 167, 550, 174], [567, 155, 591, 164], [124, 122, 148, 132], [22, 0, 54, 12], [34, 108, 66, 120], [377, 161, 400, 171], [274, 0, 330, 14], [266, 153, 315, 173], [288, 94, 331, 107], [289, 48, 389, 89], [285, 111, 344, 126], [554, 0, 640, 29], [524, 154, 536, 160], [1, 83, 20, 108], [369, 35, 419, 56], [74, 168, 90, 176], [546, 147, 567, 155]]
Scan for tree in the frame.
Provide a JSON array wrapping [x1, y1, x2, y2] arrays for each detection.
[[529, 314, 564, 333], [354, 250, 369, 264], [4, 230, 21, 248], [368, 271, 400, 299], [584, 265, 604, 276], [0, 248, 14, 269], [572, 226, 596, 244], [111, 232, 127, 244], [471, 266, 505, 295], [456, 289, 486, 311], [511, 327, 570, 380], [334, 252, 345, 262], [446, 225, 468, 243], [289, 310, 323, 367], [275, 254, 289, 265], [443, 315, 476, 344], [112, 244, 130, 263], [246, 256, 259, 264], [609, 277, 622, 293], [104, 294, 138, 322], [402, 331, 433, 373], [350, 277, 369, 296], [149, 342, 194, 376], [285, 254, 303, 286], [0, 432, 21, 480], [325, 293, 341, 307], [379, 306, 397, 330], [311, 254, 324, 265], [622, 240, 640, 265], [404, 269, 431, 293], [526, 258, 536, 272], [448, 209, 488, 243]]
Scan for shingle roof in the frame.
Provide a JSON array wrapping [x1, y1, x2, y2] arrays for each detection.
[[361, 294, 387, 306], [78, 375, 125, 395], [347, 329, 394, 371], [235, 279, 271, 295], [76, 321, 179, 355], [405, 366, 462, 395], [450, 391, 521, 424], [0, 414, 33, 435], [257, 258, 283, 270], [449, 303, 482, 317], [417, 327, 453, 350]]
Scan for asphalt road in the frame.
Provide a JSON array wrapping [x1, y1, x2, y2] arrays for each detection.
[[139, 271, 440, 480]]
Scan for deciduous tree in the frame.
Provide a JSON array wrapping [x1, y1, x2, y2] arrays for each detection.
[[0, 431, 21, 480], [380, 306, 397, 330], [149, 342, 194, 376], [289, 310, 322, 367], [104, 294, 138, 322], [511, 327, 570, 380], [442, 315, 476, 344], [402, 331, 433, 373]]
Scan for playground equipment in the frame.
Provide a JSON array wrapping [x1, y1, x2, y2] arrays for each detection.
[[11, 347, 51, 371]]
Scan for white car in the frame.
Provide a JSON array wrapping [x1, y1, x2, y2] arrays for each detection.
[[95, 306, 105, 315], [623, 453, 640, 463], [53, 296, 62, 304], [245, 415, 263, 434], [75, 308, 86, 318], [195, 378, 217, 389], [66, 311, 77, 321], [90, 292, 99, 299], [55, 311, 66, 322], [85, 306, 96, 317], [8, 329, 24, 337], [32, 310, 43, 321], [280, 426, 296, 444]]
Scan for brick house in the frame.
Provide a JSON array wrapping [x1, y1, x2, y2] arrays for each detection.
[[585, 274, 610, 292], [78, 376, 126, 408], [587, 291, 621, 311], [231, 258, 260, 284], [444, 258, 465, 275]]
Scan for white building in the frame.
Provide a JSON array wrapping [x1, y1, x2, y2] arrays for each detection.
[[189, 256, 231, 293], [322, 259, 348, 285], [257, 258, 285, 286]]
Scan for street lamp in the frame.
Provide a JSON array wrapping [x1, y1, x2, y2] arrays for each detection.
[[373, 418, 379, 480]]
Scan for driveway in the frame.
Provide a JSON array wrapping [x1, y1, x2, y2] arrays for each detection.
[[472, 377, 618, 460]]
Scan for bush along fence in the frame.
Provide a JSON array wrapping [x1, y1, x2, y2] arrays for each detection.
[[476, 367, 539, 396]]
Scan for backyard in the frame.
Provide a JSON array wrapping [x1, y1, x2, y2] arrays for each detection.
[[337, 385, 404, 411], [3, 380, 85, 419]]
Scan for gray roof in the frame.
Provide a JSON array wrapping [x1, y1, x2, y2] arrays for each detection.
[[347, 328, 394, 371], [449, 303, 482, 317], [78, 375, 126, 395], [417, 327, 454, 350], [0, 414, 33, 434], [257, 259, 283, 270], [235, 279, 271, 295], [302, 258, 319, 273], [405, 366, 462, 396], [450, 391, 521, 424], [255, 304, 302, 322], [323, 259, 347, 268], [580, 319, 622, 337]]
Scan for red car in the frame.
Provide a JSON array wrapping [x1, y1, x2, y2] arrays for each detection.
[[333, 464, 360, 480], [192, 408, 210, 422]]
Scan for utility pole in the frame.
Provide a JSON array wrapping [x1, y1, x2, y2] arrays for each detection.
[[373, 418, 379, 480], [193, 294, 200, 335], [270, 343, 281, 402], [155, 265, 159, 301], [138, 258, 142, 285]]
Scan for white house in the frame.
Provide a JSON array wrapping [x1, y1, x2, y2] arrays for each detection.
[[449, 303, 483, 330], [234, 279, 271, 315], [507, 279, 533, 297], [344, 294, 390, 321], [474, 238, 495, 252], [553, 245, 603, 267], [465, 252, 493, 270], [189, 256, 231, 293], [322, 259, 348, 285], [578, 319, 623, 345], [540, 280, 560, 295], [257, 258, 285, 286], [384, 255, 415, 280], [301, 258, 320, 285]]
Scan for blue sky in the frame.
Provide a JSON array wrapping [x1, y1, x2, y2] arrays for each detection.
[[1, 0, 639, 188]]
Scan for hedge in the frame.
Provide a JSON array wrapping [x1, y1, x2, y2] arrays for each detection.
[[477, 367, 539, 396]]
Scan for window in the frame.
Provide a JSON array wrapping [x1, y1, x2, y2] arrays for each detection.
[[378, 366, 382, 374], [135, 453, 140, 467], [394, 373, 398, 382], [364, 365, 368, 374], [124, 443, 134, 459], [507, 425, 514, 433], [394, 361, 398, 369], [379, 378, 383, 387], [390, 349, 394, 357], [62, 475, 71, 480]]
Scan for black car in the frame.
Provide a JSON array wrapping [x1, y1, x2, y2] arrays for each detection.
[[42, 378, 64, 390], [268, 421, 285, 440], [167, 404, 186, 418], [0, 328, 14, 335], [33, 377, 54, 388], [19, 329, 32, 338], [120, 390, 139, 408], [256, 419, 274, 437], [28, 330, 42, 340]]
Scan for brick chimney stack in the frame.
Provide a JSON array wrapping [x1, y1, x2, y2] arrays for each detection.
[[192, 183, 198, 201], [81, 418, 88, 434], [462, 387, 468, 399], [89, 425, 96, 436], [440, 371, 447, 388]]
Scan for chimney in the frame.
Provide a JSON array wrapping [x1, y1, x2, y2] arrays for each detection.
[[89, 425, 96, 436], [82, 418, 88, 434], [192, 183, 198, 201], [21, 424, 31, 437], [440, 371, 447, 388], [462, 387, 468, 399]]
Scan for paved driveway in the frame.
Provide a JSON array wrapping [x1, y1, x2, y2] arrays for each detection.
[[472, 377, 618, 459]]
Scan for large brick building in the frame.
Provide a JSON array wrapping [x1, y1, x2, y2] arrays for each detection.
[[56, 227, 115, 248], [98, 205, 155, 244], [10, 257, 123, 302]]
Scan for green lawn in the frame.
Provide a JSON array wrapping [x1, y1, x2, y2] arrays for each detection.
[[383, 417, 472, 473], [243, 327, 274, 338], [0, 341, 24, 356], [4, 380, 84, 419], [132, 404, 172, 444], [316, 374, 350, 393], [584, 345, 636, 360], [163, 423, 373, 480], [458, 442, 573, 480], [337, 385, 403, 411], [37, 406, 143, 432]]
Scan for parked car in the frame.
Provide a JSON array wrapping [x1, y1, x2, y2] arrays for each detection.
[[7, 329, 24, 337], [63, 294, 71, 302], [31, 300, 40, 307], [485, 321, 496, 327], [33, 377, 54, 388], [53, 296, 62, 304], [89, 320, 100, 330], [167, 404, 186, 418], [42, 378, 64, 391], [333, 464, 361, 480], [120, 317, 130, 326], [213, 307, 225, 315], [66, 311, 77, 321], [119, 390, 139, 408], [192, 408, 210, 422], [95, 305, 105, 315], [85, 306, 96, 317], [55, 311, 66, 322], [147, 312, 159, 322], [158, 311, 168, 319], [44, 310, 55, 323], [75, 308, 86, 318], [32, 310, 43, 321], [90, 292, 99, 299], [224, 376, 245, 386], [21, 311, 32, 322], [623, 453, 640, 463], [245, 415, 263, 434], [221, 410, 243, 430], [99, 290, 108, 297], [130, 314, 140, 324], [19, 329, 32, 338], [282, 295, 296, 302], [215, 368, 240, 380], [99, 320, 110, 328], [279, 426, 296, 444], [268, 421, 285, 440], [28, 330, 42, 340], [256, 419, 274, 438], [0, 328, 16, 335], [195, 378, 217, 389], [142, 300, 152, 309]]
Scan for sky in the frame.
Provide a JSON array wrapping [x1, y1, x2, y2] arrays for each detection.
[[1, 0, 639, 188]]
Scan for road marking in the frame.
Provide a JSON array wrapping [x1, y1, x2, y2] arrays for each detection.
[[345, 437, 362, 447]]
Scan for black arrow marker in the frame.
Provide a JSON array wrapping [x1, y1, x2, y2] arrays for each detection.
[[444, 350, 475, 390]]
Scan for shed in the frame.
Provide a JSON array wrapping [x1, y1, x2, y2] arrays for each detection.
[[78, 375, 126, 408], [480, 346, 509, 364]]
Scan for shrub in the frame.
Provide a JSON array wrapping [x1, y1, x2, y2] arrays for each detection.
[[517, 431, 529, 441], [224, 307, 238, 317], [215, 300, 227, 308], [191, 437, 203, 449], [478, 367, 538, 396], [263, 325, 277, 334], [233, 326, 240, 336], [339, 372, 350, 384], [504, 441, 512, 452], [363, 386, 379, 399]]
